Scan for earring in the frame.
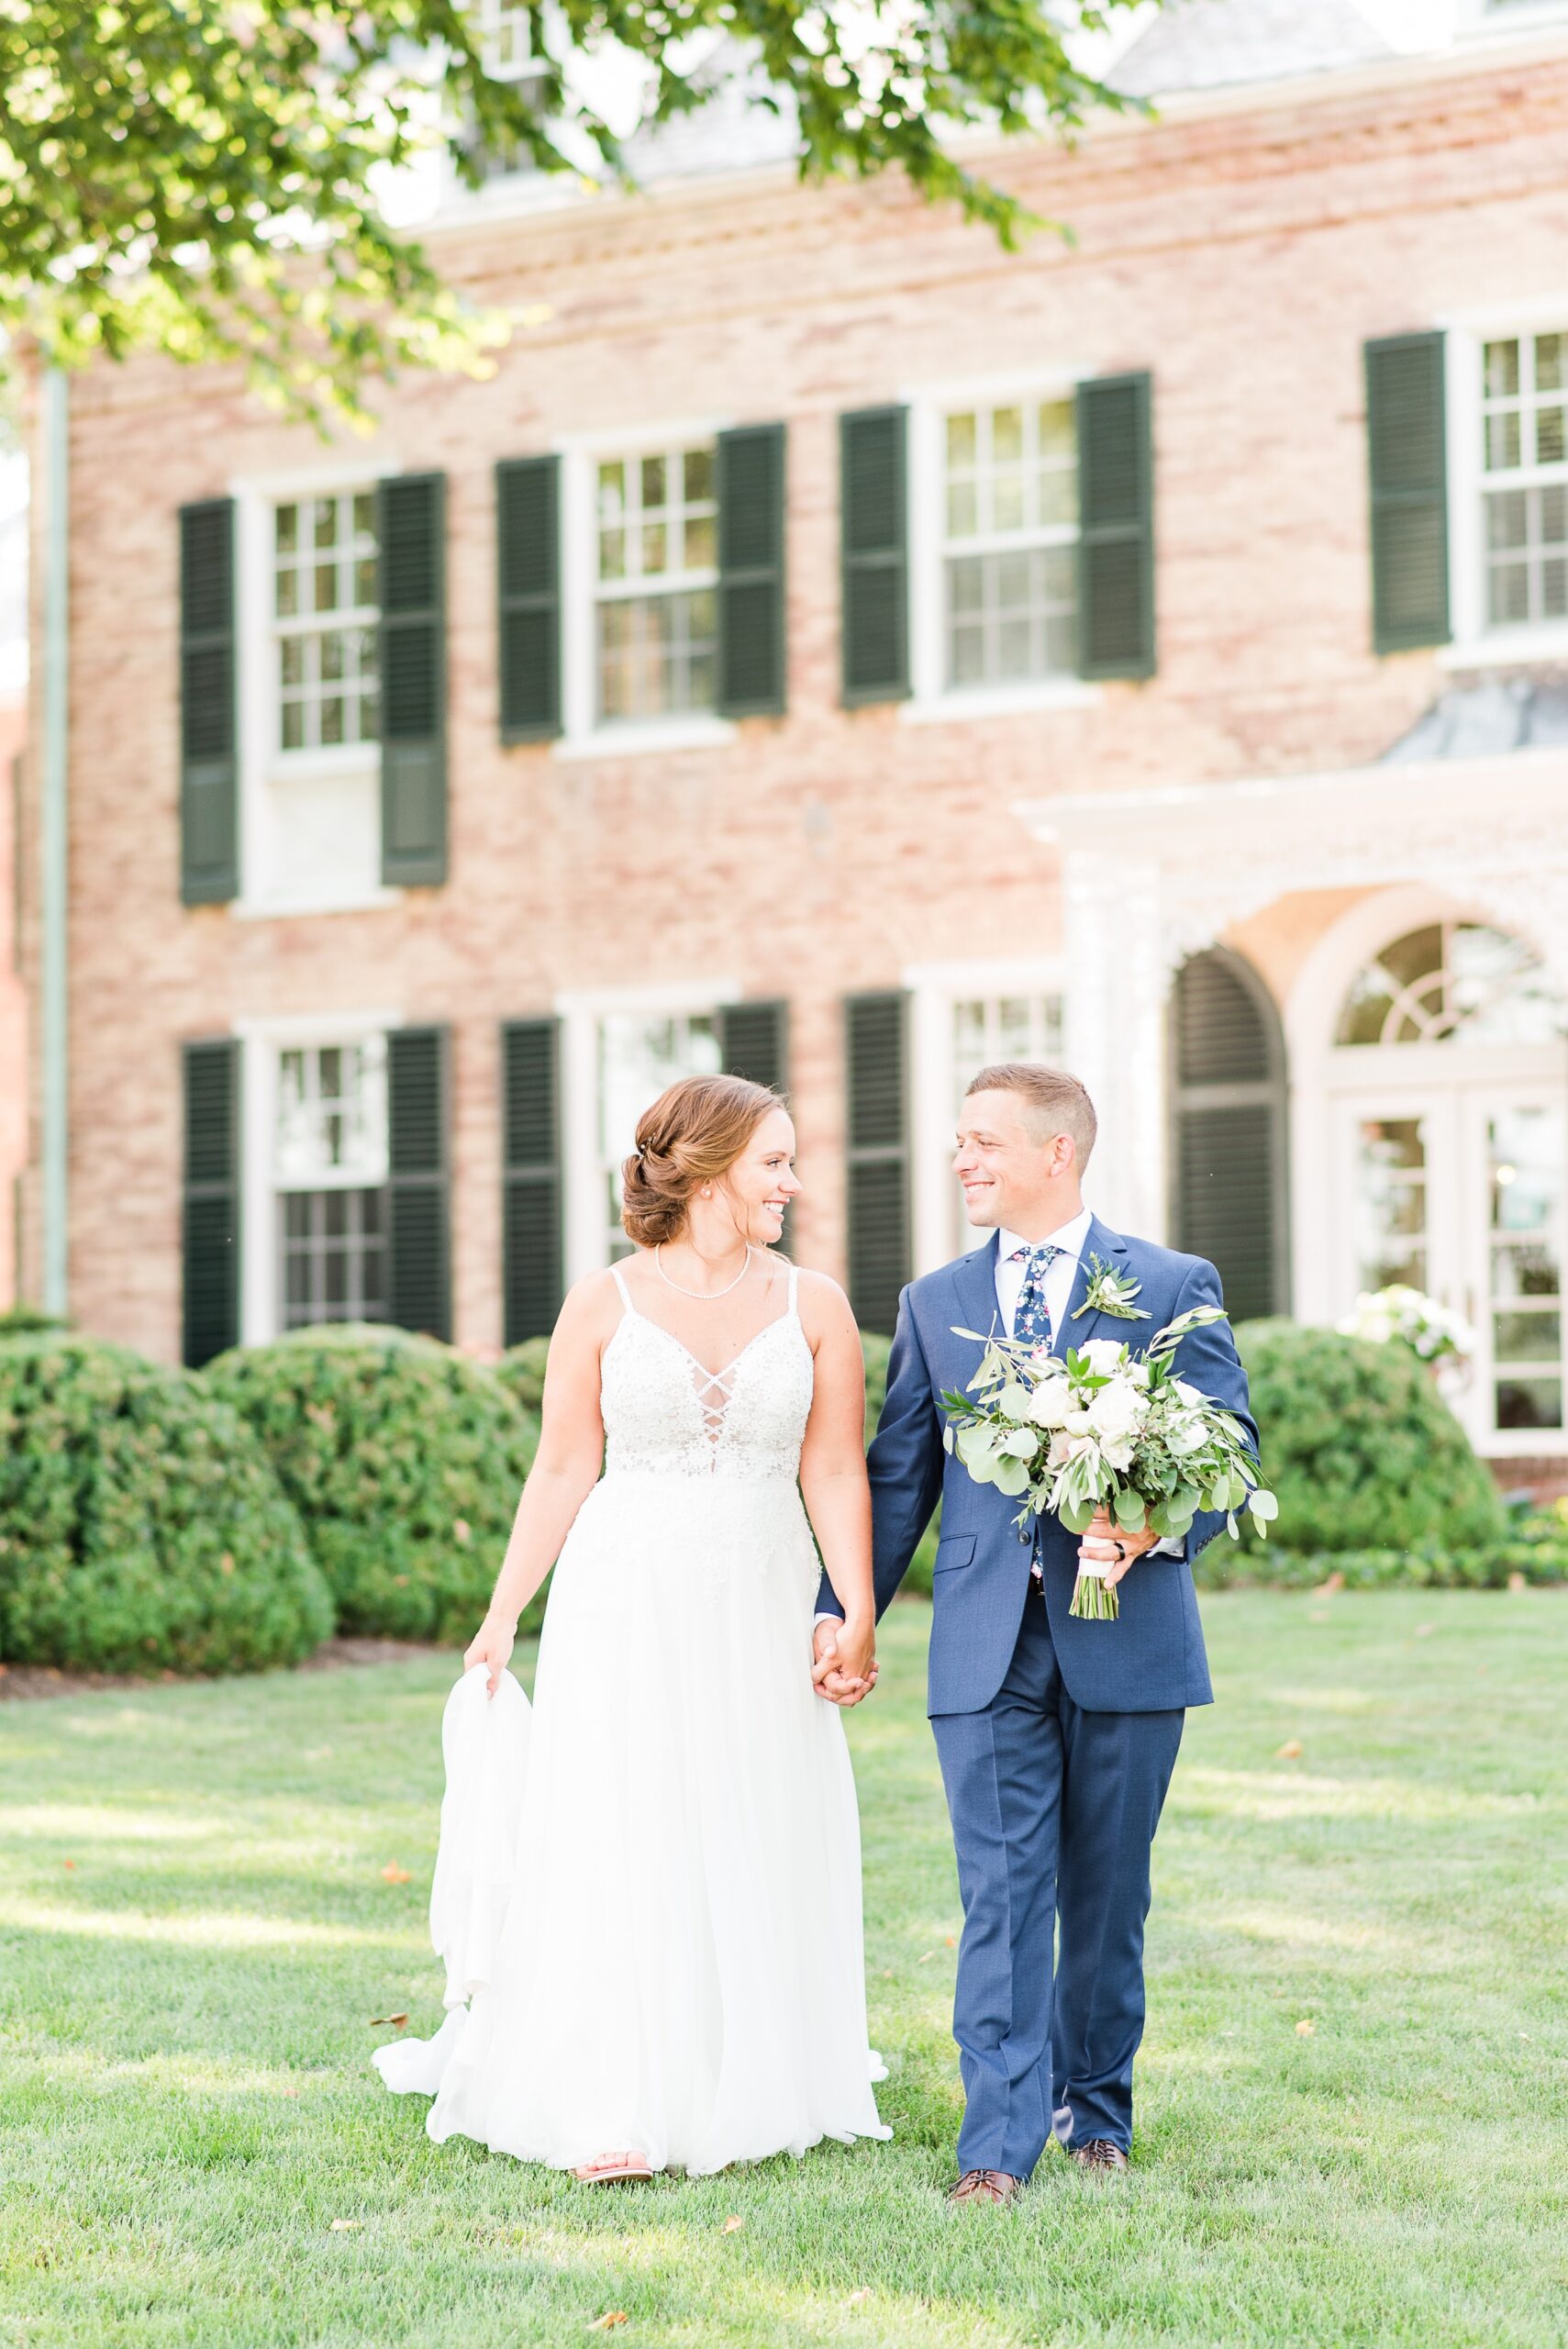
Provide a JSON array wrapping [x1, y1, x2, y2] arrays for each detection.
[[702, 1186, 712, 1197]]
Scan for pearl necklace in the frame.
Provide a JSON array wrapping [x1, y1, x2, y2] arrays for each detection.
[[653, 1241, 753, 1299]]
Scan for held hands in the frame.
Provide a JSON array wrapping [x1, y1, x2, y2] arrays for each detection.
[[812, 1617, 878, 1708], [463, 1609, 517, 1698], [1077, 1506, 1160, 1590]]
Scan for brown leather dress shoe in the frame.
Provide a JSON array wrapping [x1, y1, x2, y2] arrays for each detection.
[[947, 2168, 1027, 2205], [1069, 2139, 1129, 2174]]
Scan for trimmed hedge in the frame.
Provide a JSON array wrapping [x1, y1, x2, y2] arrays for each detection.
[[1194, 1526, 1568, 1591], [0, 1335, 331, 1674], [1234, 1319, 1507, 1556], [495, 1336, 550, 1417], [206, 1325, 539, 1642]]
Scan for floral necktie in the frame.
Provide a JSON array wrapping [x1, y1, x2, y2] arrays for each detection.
[[1008, 1242, 1068, 1352]]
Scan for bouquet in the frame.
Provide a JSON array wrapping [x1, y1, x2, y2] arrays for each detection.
[[1338, 1283, 1475, 1365], [940, 1307, 1276, 1621]]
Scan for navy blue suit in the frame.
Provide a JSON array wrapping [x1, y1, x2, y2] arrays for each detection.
[[819, 1216, 1256, 2170]]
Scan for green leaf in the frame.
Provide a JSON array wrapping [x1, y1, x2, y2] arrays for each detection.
[[1112, 1486, 1147, 1531], [993, 1455, 1031, 1497], [1059, 1495, 1096, 1534]]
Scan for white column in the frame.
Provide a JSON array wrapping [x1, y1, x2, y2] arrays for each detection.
[[1061, 850, 1168, 1241]]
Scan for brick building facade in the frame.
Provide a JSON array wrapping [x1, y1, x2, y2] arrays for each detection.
[[21, 4, 1568, 1476]]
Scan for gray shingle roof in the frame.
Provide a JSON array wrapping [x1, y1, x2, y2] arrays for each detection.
[[1111, 0, 1391, 98], [1383, 678, 1568, 763]]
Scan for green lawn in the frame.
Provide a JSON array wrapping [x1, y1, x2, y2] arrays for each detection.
[[3, 1592, 1566, 2349]]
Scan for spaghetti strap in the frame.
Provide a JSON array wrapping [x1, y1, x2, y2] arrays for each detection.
[[786, 1261, 799, 1316], [608, 1262, 635, 1316]]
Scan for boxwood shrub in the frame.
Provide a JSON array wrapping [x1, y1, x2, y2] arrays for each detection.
[[1234, 1319, 1507, 1556], [0, 1335, 331, 1674], [206, 1324, 539, 1641], [494, 1336, 550, 1418]]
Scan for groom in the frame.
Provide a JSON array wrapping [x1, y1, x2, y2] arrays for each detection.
[[815, 1063, 1256, 2200]]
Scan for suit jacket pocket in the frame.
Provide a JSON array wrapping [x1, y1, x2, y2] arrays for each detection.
[[931, 1532, 977, 1575]]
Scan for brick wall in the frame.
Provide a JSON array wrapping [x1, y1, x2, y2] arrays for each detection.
[[22, 42, 1568, 1361]]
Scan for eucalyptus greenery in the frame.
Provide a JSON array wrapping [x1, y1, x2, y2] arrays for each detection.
[[3, 2, 1151, 423], [941, 1309, 1275, 1621]]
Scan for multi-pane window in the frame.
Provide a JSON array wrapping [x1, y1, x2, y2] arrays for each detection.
[[597, 1011, 721, 1258], [273, 1039, 389, 1328], [1481, 333, 1568, 629], [1487, 1106, 1563, 1433], [1335, 924, 1565, 1049], [951, 992, 1065, 1244], [478, 0, 533, 72], [274, 493, 380, 751], [595, 448, 718, 722], [942, 402, 1078, 689]]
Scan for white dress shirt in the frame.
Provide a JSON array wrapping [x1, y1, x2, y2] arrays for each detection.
[[993, 1206, 1095, 1341]]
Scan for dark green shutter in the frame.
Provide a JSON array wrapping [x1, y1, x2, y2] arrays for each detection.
[[379, 474, 447, 886], [497, 456, 561, 740], [1076, 372, 1155, 680], [717, 424, 786, 717], [179, 500, 238, 904], [840, 406, 908, 705], [502, 1019, 563, 1344], [722, 1000, 792, 1248], [1168, 949, 1289, 1324], [182, 1039, 239, 1365], [845, 992, 909, 1334], [387, 1025, 451, 1340], [718, 999, 788, 1095], [1365, 332, 1450, 652]]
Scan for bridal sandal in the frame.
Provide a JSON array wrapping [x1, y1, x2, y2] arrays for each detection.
[[572, 2151, 655, 2185]]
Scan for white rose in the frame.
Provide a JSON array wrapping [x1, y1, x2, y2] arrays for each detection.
[[1047, 1431, 1073, 1467], [1088, 1379, 1145, 1440], [1128, 1359, 1151, 1388], [1029, 1377, 1073, 1429], [1101, 1435, 1135, 1472], [1001, 1428, 1039, 1459], [1081, 1339, 1127, 1376], [1062, 1406, 1095, 1436]]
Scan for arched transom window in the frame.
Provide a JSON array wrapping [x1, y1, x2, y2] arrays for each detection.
[[1336, 922, 1566, 1049]]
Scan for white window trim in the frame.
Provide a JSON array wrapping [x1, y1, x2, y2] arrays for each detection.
[[555, 978, 741, 1281], [902, 373, 1103, 725], [1440, 318, 1568, 670], [1456, 0, 1568, 39], [904, 957, 1066, 1275], [227, 463, 406, 919], [232, 1008, 406, 1345], [553, 422, 740, 758]]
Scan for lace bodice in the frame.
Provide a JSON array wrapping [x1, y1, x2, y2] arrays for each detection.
[[600, 1264, 814, 1482]]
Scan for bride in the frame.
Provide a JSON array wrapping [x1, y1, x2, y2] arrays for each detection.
[[373, 1073, 891, 2180]]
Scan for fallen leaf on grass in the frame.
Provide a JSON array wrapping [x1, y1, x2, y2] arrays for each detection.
[[328, 2218, 362, 2232], [282, 2087, 301, 2098], [1295, 2019, 1316, 2036], [1507, 1571, 1528, 1594], [587, 2316, 628, 2333], [945, 1934, 956, 1947], [62, 1859, 75, 1870], [846, 2288, 872, 2307], [369, 2013, 409, 2030], [720, 2215, 744, 2233], [1312, 1571, 1345, 1597], [1274, 1740, 1303, 1761], [380, 1864, 412, 1885]]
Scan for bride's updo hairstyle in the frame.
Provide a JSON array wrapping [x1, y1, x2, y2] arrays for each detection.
[[620, 1074, 784, 1249]]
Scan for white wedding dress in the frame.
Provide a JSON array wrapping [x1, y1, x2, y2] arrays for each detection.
[[373, 1261, 890, 2175]]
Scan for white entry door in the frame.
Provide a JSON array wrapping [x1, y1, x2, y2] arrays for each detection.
[[1337, 1080, 1565, 1454]]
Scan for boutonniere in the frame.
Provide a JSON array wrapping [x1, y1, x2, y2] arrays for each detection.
[[1072, 1254, 1151, 1323]]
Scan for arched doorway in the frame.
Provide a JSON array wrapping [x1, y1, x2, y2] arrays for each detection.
[[1169, 947, 1289, 1323], [1323, 914, 1567, 1454]]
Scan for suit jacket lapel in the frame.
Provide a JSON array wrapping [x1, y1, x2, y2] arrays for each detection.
[[948, 1232, 1004, 1381], [1051, 1214, 1129, 1360]]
